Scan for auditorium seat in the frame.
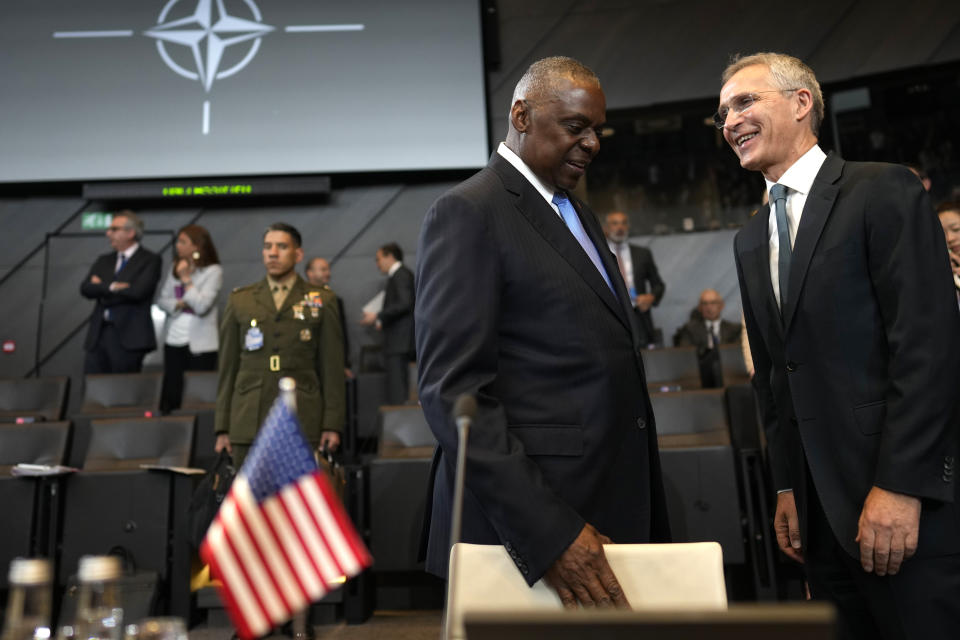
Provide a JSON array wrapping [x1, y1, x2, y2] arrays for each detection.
[[82, 415, 195, 471], [0, 421, 71, 473], [369, 405, 435, 576], [172, 371, 218, 469], [446, 542, 726, 639], [718, 343, 751, 386], [0, 375, 70, 422], [58, 415, 196, 619], [652, 389, 745, 567], [0, 422, 71, 589], [80, 372, 163, 415], [67, 372, 165, 468], [642, 346, 701, 391]]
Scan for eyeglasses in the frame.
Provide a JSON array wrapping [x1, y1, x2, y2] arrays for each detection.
[[712, 89, 798, 130], [106, 226, 129, 232]]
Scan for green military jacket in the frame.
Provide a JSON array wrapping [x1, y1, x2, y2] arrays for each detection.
[[215, 275, 346, 445]]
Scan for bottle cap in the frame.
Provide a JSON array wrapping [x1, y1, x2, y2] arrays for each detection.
[[8, 558, 51, 585], [78, 555, 122, 582]]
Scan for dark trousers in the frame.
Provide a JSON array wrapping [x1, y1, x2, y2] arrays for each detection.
[[160, 344, 218, 413], [84, 323, 147, 374], [384, 353, 410, 405], [803, 476, 960, 640]]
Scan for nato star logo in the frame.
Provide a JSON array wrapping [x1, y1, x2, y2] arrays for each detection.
[[54, 0, 363, 134], [145, 0, 274, 92]]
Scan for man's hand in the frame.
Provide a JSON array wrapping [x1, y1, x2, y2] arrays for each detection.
[[635, 293, 655, 312], [856, 486, 921, 576], [344, 368, 355, 380], [360, 311, 378, 326], [215, 433, 232, 454], [109, 281, 130, 292], [90, 274, 102, 284], [319, 430, 340, 453], [774, 490, 804, 563], [543, 524, 629, 610]]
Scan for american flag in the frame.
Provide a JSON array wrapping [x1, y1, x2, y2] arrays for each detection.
[[200, 398, 372, 639]]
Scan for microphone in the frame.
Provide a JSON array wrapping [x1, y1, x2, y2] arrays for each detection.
[[449, 394, 477, 548], [445, 394, 477, 640]]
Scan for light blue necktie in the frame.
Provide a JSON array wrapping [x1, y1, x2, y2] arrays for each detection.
[[770, 183, 791, 308], [551, 192, 616, 295]]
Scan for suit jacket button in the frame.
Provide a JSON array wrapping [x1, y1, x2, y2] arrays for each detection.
[[636, 418, 647, 429], [786, 361, 796, 372]]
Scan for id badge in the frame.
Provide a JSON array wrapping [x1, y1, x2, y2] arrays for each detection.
[[245, 326, 264, 351]]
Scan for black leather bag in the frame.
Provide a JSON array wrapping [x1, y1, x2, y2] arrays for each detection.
[[188, 450, 235, 549]]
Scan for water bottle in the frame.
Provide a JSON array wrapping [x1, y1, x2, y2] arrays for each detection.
[[1, 558, 52, 640], [58, 556, 123, 640]]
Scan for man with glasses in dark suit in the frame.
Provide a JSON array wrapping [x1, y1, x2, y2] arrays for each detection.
[[81, 210, 162, 373]]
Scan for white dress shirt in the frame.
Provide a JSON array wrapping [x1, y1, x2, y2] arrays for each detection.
[[497, 142, 563, 218], [765, 144, 827, 307], [114, 243, 139, 273], [607, 240, 636, 296], [705, 319, 721, 348]]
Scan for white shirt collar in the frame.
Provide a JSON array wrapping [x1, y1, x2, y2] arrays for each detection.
[[764, 144, 826, 198], [387, 261, 402, 277], [497, 142, 557, 206], [119, 243, 139, 260]]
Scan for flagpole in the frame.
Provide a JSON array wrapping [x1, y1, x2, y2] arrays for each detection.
[[279, 377, 311, 639], [279, 376, 297, 412]]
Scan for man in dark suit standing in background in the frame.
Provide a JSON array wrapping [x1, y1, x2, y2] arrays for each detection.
[[362, 242, 414, 404], [674, 289, 742, 388], [602, 211, 665, 346], [725, 52, 960, 637], [80, 210, 162, 373], [416, 56, 669, 607]]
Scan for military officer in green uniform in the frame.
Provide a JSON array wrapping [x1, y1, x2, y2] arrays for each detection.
[[215, 222, 346, 466]]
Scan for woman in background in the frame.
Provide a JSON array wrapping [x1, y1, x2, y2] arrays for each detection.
[[157, 224, 222, 413]]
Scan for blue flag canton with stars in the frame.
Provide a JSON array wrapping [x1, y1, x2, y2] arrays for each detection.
[[242, 398, 319, 503]]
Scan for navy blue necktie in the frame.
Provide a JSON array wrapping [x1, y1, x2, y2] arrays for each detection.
[[770, 184, 791, 308], [117, 253, 128, 273], [552, 193, 616, 295]]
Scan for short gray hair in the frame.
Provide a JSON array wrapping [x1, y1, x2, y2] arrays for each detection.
[[114, 209, 144, 240], [721, 52, 824, 137], [511, 56, 600, 108]]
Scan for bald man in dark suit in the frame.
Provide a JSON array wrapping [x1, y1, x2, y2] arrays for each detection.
[[416, 56, 669, 608]]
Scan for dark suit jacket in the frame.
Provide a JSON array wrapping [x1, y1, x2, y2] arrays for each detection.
[[627, 245, 665, 344], [415, 153, 670, 585], [674, 318, 742, 350], [379, 264, 415, 358], [734, 153, 960, 560], [80, 247, 162, 352]]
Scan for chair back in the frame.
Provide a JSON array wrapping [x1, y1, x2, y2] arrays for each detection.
[[180, 371, 219, 409], [83, 416, 194, 471], [0, 421, 71, 472], [642, 347, 701, 391], [0, 376, 69, 422], [377, 405, 435, 458], [81, 372, 163, 414], [651, 389, 729, 448]]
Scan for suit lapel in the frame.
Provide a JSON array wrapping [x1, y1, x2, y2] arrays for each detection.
[[493, 156, 630, 332], [278, 276, 307, 316], [741, 212, 785, 340], [782, 154, 843, 331], [253, 278, 278, 317]]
